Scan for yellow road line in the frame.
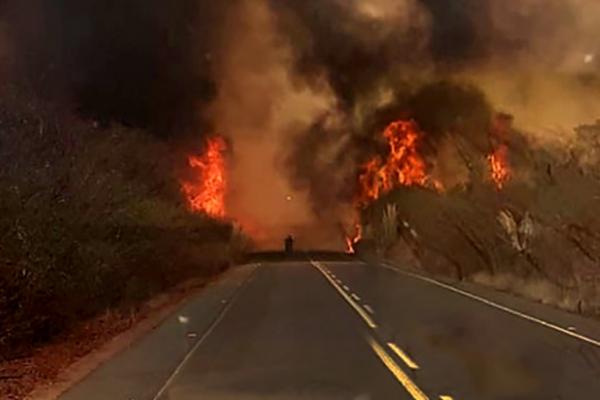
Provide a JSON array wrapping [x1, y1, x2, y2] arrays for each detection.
[[388, 342, 420, 370], [311, 261, 376, 329], [439, 396, 454, 400], [368, 337, 429, 400]]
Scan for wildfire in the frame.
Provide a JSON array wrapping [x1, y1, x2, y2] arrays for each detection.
[[488, 144, 510, 190], [345, 224, 362, 254], [182, 136, 227, 218], [357, 120, 430, 204]]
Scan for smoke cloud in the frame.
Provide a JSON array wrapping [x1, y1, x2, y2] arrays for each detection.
[[2, 0, 599, 249], [273, 0, 600, 232], [2, 0, 228, 134], [208, 0, 339, 249]]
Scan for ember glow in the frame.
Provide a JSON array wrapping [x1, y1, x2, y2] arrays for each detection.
[[488, 144, 511, 190], [182, 136, 227, 218], [357, 120, 429, 204]]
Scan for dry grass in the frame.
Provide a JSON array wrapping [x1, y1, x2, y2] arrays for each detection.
[[469, 271, 583, 313]]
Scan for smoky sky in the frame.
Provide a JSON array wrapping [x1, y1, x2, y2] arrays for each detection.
[[8, 0, 493, 129], [269, 0, 491, 109], [2, 0, 596, 135], [269, 0, 428, 110], [420, 0, 490, 63], [3, 0, 232, 135]]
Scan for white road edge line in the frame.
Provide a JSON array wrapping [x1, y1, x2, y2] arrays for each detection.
[[311, 261, 377, 329], [152, 264, 259, 400], [382, 264, 600, 349]]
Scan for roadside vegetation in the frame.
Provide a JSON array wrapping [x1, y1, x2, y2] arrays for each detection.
[[357, 107, 600, 318], [0, 86, 247, 364]]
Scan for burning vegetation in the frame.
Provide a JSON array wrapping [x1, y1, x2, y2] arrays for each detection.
[[488, 144, 511, 190], [345, 224, 363, 254], [357, 120, 431, 205], [0, 88, 247, 397], [347, 119, 436, 253], [182, 136, 228, 219], [349, 107, 600, 316]]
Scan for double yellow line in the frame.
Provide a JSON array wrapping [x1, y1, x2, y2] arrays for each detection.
[[368, 337, 429, 400], [311, 261, 455, 400]]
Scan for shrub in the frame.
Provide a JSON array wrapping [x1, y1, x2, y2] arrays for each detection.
[[0, 87, 237, 360]]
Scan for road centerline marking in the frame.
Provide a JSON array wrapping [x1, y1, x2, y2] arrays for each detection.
[[388, 342, 420, 370], [368, 336, 429, 400], [382, 264, 600, 349], [311, 261, 377, 329], [364, 304, 375, 315], [351, 293, 361, 302]]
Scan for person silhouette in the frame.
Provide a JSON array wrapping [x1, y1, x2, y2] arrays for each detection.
[[284, 235, 294, 254]]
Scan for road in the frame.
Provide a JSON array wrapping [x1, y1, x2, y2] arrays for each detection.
[[60, 255, 600, 400]]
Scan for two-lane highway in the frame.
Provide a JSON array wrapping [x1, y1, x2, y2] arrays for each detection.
[[60, 257, 600, 400], [153, 261, 412, 399], [322, 261, 600, 399]]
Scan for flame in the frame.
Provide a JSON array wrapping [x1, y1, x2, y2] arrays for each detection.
[[345, 224, 362, 254], [182, 136, 227, 218], [488, 144, 510, 190], [357, 120, 431, 205]]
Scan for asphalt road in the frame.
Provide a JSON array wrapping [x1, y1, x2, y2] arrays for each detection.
[[61, 257, 600, 400]]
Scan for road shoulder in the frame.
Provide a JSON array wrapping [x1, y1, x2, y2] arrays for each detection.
[[24, 264, 257, 400], [380, 261, 600, 347]]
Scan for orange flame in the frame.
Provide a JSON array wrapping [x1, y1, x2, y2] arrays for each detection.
[[488, 144, 510, 190], [357, 120, 430, 205], [182, 136, 227, 218], [345, 224, 362, 254]]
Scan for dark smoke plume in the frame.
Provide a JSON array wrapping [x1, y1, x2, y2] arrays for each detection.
[[2, 0, 599, 247], [274, 0, 600, 221], [2, 0, 233, 135]]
